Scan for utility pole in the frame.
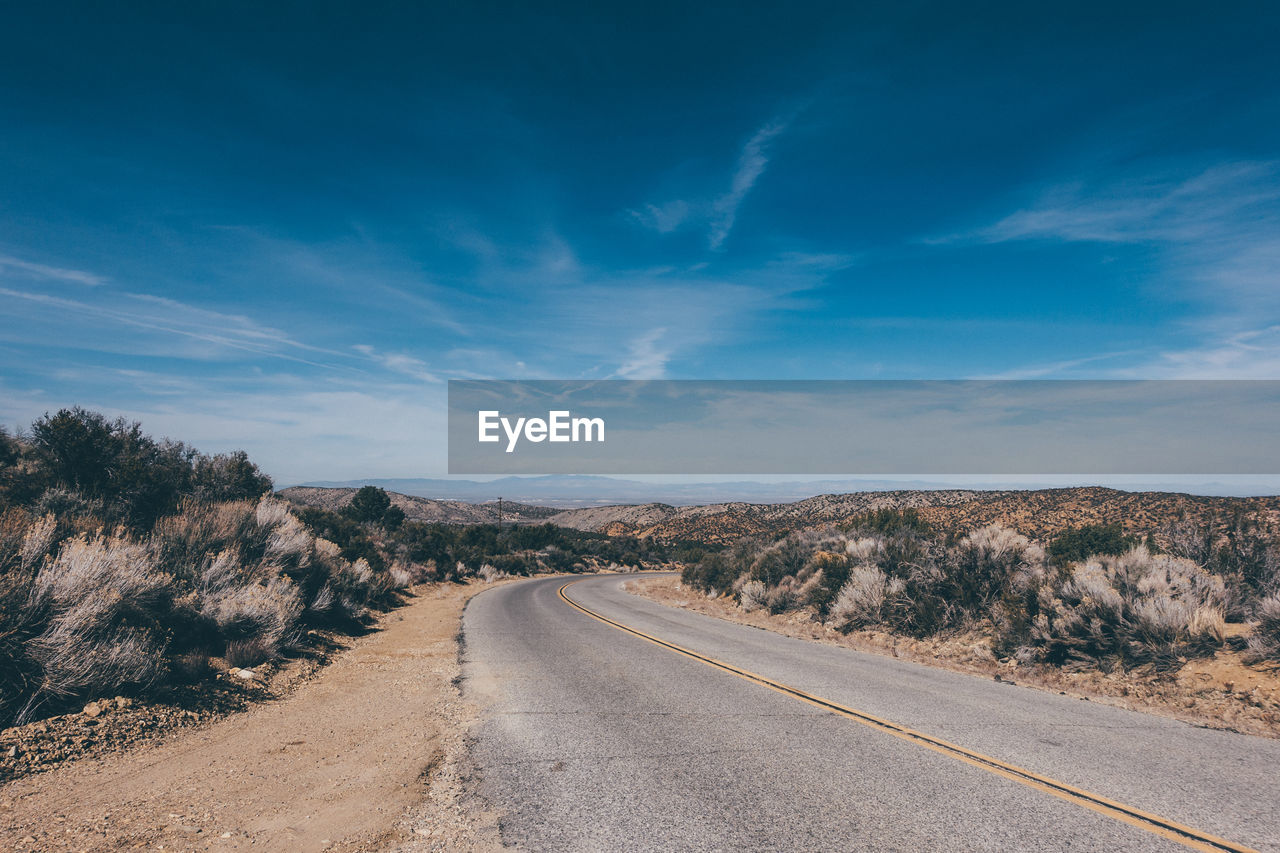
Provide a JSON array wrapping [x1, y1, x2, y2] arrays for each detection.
[[497, 496, 503, 529]]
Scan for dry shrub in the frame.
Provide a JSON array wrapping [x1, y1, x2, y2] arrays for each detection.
[[477, 563, 506, 584], [1, 511, 47, 724], [24, 533, 173, 716], [20, 513, 59, 572], [386, 560, 412, 589], [224, 637, 273, 668], [33, 533, 168, 608], [1, 488, 418, 724], [151, 499, 259, 584], [254, 495, 292, 528], [200, 575, 303, 658], [794, 567, 826, 605], [766, 576, 800, 614], [738, 580, 768, 612], [307, 583, 335, 615], [1246, 593, 1280, 662], [950, 525, 1045, 616], [829, 566, 901, 631], [1025, 547, 1226, 671], [172, 651, 213, 683], [263, 513, 312, 571], [388, 561, 421, 588], [314, 537, 342, 558], [324, 557, 395, 621], [845, 537, 884, 564]]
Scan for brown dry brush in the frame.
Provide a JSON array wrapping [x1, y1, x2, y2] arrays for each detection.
[[0, 496, 413, 726], [683, 512, 1279, 674]]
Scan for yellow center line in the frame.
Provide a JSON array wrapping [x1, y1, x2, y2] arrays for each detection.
[[557, 579, 1258, 853]]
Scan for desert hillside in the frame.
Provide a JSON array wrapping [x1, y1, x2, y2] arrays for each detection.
[[281, 484, 1280, 545], [278, 485, 559, 525], [546, 487, 1280, 543]]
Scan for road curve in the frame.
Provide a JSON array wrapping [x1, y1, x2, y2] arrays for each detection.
[[461, 574, 1280, 852]]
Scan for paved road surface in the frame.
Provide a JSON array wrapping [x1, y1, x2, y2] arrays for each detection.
[[462, 574, 1280, 852]]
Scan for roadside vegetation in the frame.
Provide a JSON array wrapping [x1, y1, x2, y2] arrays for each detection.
[[0, 409, 664, 729], [290, 486, 674, 585], [681, 509, 1280, 673]]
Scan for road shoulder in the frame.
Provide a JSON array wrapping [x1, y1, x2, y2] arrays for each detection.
[[627, 574, 1280, 740], [0, 580, 507, 852]]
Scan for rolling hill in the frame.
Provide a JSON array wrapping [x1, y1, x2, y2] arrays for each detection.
[[279, 485, 1280, 545]]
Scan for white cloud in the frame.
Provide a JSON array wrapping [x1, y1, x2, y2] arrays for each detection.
[[0, 286, 352, 369], [628, 200, 691, 233], [0, 253, 106, 286], [709, 118, 790, 250], [967, 161, 1279, 246], [1129, 325, 1280, 379], [940, 159, 1280, 379], [626, 114, 794, 251], [353, 344, 441, 383], [613, 328, 671, 379]]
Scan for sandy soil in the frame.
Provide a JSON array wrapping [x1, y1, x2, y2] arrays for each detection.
[[628, 576, 1280, 739], [0, 581, 507, 853]]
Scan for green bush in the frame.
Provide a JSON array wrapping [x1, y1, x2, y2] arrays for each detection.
[[14, 407, 271, 529], [1048, 523, 1133, 567]]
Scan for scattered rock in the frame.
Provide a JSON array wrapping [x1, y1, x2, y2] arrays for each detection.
[[82, 702, 104, 718]]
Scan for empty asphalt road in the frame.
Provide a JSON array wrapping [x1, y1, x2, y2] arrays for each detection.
[[461, 574, 1280, 852]]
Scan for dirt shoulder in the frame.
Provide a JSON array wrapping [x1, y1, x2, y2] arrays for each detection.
[[0, 580, 507, 853], [628, 575, 1280, 739]]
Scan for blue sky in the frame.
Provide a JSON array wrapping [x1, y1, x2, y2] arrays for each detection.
[[2, 2, 1279, 482]]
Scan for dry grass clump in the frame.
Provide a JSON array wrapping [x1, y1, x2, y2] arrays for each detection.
[[1246, 593, 1280, 662], [1008, 547, 1227, 671], [24, 533, 173, 718], [476, 563, 507, 584], [829, 566, 902, 630], [0, 496, 407, 725], [737, 579, 767, 612], [200, 575, 304, 657], [680, 510, 1273, 676]]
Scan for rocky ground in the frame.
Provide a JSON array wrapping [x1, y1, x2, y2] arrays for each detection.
[[629, 576, 1280, 739], [0, 581, 508, 852], [0, 651, 333, 783]]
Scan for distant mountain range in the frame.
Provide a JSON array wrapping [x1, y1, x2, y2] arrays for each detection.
[[288, 475, 1280, 508], [280, 485, 1280, 546]]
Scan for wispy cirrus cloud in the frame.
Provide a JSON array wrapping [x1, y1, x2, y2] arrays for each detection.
[[1129, 325, 1280, 379], [961, 161, 1280, 247], [937, 159, 1280, 378], [613, 327, 671, 379], [0, 253, 107, 286], [0, 286, 350, 369], [708, 118, 790, 250], [627, 200, 690, 234], [353, 344, 441, 383], [627, 114, 794, 251]]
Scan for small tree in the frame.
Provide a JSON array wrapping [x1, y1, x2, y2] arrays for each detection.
[[192, 451, 273, 502], [346, 486, 393, 524]]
